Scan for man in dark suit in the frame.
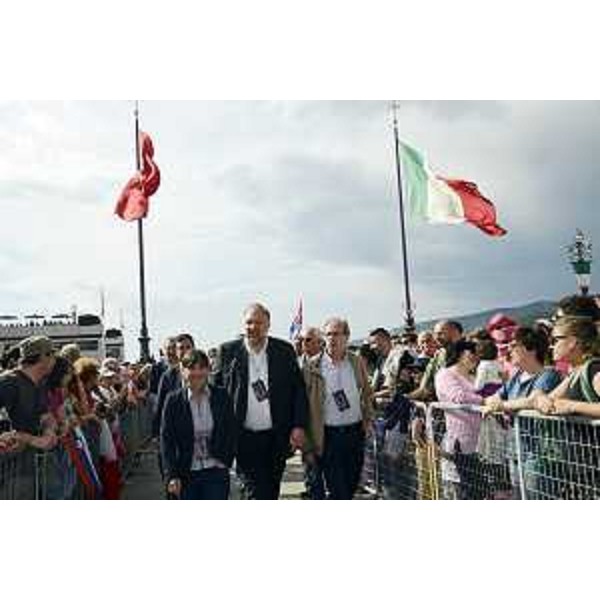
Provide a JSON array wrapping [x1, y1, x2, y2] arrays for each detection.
[[160, 349, 236, 500], [152, 333, 195, 439], [214, 303, 308, 500]]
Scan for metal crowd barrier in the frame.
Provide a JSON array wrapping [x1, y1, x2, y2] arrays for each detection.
[[0, 401, 154, 500], [0, 449, 37, 500], [364, 402, 600, 500], [120, 400, 154, 477], [515, 410, 600, 500], [361, 401, 441, 500]]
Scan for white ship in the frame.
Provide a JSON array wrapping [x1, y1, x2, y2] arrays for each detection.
[[0, 311, 125, 361]]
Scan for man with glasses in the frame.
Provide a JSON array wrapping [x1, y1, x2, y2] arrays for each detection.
[[298, 327, 323, 369], [303, 318, 373, 499]]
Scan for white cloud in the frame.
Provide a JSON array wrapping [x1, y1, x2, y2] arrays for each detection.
[[0, 101, 598, 357]]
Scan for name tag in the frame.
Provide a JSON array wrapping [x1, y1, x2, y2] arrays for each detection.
[[251, 379, 270, 403], [333, 389, 351, 412]]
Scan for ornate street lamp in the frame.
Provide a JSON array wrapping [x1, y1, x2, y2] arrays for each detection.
[[566, 229, 593, 296]]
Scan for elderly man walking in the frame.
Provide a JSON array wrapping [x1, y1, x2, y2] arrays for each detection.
[[214, 303, 308, 500], [303, 318, 373, 500]]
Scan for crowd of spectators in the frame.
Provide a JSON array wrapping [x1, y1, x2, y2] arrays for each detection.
[[2, 293, 599, 500], [353, 294, 600, 500], [0, 340, 152, 499]]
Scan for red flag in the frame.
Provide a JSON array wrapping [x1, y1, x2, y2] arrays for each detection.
[[442, 179, 507, 237], [115, 132, 161, 222]]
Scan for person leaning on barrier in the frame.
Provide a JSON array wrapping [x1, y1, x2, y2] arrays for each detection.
[[434, 340, 484, 500], [482, 326, 563, 416], [161, 350, 236, 500], [478, 327, 562, 499], [0, 336, 58, 454], [528, 316, 600, 418], [488, 316, 600, 499], [303, 317, 373, 500]]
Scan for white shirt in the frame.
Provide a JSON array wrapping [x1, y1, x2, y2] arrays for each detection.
[[244, 339, 273, 432], [188, 388, 224, 471], [321, 352, 362, 427]]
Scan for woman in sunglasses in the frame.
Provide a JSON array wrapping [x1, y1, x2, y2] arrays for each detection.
[[486, 316, 599, 499], [531, 316, 600, 417]]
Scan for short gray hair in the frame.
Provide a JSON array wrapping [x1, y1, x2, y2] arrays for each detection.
[[302, 326, 322, 340], [323, 317, 351, 338]]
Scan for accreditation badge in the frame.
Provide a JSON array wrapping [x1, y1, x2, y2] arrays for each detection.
[[332, 389, 351, 412], [251, 379, 270, 402]]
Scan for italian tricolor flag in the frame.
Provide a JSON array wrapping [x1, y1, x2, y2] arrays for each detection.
[[399, 142, 507, 237]]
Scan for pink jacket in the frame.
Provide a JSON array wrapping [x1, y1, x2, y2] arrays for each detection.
[[435, 367, 483, 454]]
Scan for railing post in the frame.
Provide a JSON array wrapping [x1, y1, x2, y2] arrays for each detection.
[[513, 415, 528, 501], [425, 404, 439, 500], [34, 452, 46, 500]]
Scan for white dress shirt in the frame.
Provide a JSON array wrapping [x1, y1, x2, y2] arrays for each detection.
[[188, 388, 224, 471], [244, 339, 273, 432], [321, 352, 362, 427]]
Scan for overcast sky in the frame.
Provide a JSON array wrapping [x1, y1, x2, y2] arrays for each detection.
[[0, 101, 598, 357]]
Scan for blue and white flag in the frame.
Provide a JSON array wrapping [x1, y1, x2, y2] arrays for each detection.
[[289, 299, 303, 341]]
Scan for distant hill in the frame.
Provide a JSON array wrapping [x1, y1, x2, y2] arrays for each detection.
[[393, 300, 557, 336]]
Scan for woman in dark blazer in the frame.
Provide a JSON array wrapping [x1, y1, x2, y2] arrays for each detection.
[[160, 350, 236, 500]]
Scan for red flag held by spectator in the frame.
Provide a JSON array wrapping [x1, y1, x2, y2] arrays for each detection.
[[115, 132, 161, 221]]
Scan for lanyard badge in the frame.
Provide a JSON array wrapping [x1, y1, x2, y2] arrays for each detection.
[[333, 389, 351, 412], [252, 379, 270, 403]]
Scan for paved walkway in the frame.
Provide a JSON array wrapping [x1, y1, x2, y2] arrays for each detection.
[[122, 442, 307, 500]]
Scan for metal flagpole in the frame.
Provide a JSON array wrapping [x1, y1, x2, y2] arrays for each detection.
[[392, 101, 416, 334], [134, 101, 151, 362]]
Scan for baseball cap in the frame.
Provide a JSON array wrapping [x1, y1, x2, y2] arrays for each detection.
[[19, 336, 55, 362]]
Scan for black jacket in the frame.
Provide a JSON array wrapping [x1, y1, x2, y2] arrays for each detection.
[[160, 385, 236, 482], [152, 366, 182, 438], [213, 337, 308, 446]]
